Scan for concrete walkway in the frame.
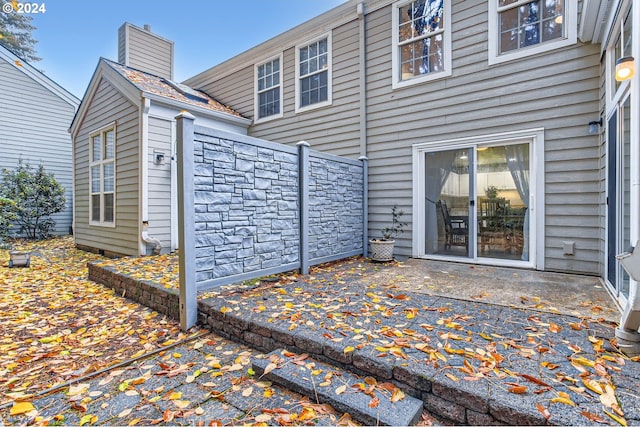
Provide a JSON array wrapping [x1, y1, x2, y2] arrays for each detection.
[[196, 257, 638, 425]]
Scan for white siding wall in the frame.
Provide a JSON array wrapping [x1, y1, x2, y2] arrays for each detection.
[[74, 77, 140, 256], [0, 57, 76, 235], [147, 116, 173, 253], [187, 0, 602, 275]]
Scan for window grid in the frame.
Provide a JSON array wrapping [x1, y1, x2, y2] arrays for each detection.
[[299, 38, 328, 108], [396, 0, 446, 82], [257, 58, 281, 119], [90, 126, 115, 225], [497, 0, 565, 54]]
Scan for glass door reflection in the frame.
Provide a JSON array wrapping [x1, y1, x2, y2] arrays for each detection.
[[425, 149, 471, 258]]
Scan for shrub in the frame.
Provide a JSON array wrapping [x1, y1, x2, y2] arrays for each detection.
[[1, 160, 66, 239]]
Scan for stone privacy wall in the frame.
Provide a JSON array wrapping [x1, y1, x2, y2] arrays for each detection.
[[193, 130, 300, 284], [187, 125, 366, 291], [308, 152, 364, 262]]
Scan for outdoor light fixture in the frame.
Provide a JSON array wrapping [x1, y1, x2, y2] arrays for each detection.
[[588, 118, 603, 134], [615, 56, 636, 81]]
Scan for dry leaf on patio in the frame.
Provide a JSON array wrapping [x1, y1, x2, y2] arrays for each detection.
[[536, 403, 550, 421], [10, 401, 35, 416]]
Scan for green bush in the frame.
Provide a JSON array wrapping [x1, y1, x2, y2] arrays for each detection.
[[1, 160, 66, 240]]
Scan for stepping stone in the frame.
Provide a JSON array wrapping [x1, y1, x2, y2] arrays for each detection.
[[252, 349, 423, 426]]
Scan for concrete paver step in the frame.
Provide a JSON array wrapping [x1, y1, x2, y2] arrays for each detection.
[[253, 349, 424, 426]]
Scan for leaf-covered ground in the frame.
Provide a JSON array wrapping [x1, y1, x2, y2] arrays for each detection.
[[0, 237, 200, 406]]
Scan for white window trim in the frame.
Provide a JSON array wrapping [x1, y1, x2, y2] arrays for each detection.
[[411, 128, 545, 270], [254, 53, 284, 124], [392, 0, 452, 89], [89, 123, 116, 228], [295, 32, 332, 114], [488, 0, 577, 66]]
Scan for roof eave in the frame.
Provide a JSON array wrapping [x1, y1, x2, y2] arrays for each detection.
[[143, 92, 251, 127]]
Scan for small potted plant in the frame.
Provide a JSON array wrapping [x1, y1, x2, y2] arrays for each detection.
[[369, 205, 407, 262]]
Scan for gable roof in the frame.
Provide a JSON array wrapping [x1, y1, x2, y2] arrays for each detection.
[[70, 58, 249, 138], [0, 43, 80, 108]]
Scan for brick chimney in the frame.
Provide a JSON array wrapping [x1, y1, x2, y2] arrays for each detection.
[[118, 22, 174, 80]]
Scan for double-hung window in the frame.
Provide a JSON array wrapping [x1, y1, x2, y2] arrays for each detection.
[[90, 125, 115, 226], [295, 34, 332, 112], [255, 55, 283, 122], [488, 0, 576, 65], [392, 0, 452, 88]]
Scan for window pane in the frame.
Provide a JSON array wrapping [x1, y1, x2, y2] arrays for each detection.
[[105, 130, 115, 159], [258, 87, 280, 118], [103, 162, 114, 192], [497, 0, 568, 54], [542, 18, 562, 42], [104, 193, 114, 223], [300, 61, 308, 76], [91, 194, 101, 222], [92, 135, 101, 162], [258, 64, 264, 78], [400, 36, 443, 79], [300, 46, 308, 61], [91, 166, 100, 193]]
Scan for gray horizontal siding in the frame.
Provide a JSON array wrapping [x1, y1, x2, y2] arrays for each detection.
[[187, 0, 602, 275], [74, 77, 140, 256], [194, 19, 362, 159], [0, 57, 76, 236], [364, 1, 601, 275], [122, 24, 173, 80], [147, 116, 172, 253]]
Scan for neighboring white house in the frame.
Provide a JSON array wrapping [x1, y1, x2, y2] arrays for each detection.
[[70, 23, 250, 257], [0, 43, 80, 235]]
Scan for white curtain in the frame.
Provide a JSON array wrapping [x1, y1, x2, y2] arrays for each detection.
[[425, 150, 457, 253], [504, 144, 530, 261]]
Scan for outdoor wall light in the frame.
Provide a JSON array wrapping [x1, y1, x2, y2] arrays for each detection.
[[615, 56, 635, 81], [588, 118, 603, 134]]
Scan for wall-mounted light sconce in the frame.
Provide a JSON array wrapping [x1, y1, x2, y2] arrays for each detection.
[[588, 118, 603, 134], [615, 56, 635, 81], [154, 151, 166, 165]]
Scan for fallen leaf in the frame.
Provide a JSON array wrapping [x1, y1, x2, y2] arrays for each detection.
[[536, 403, 550, 421], [118, 408, 133, 418], [391, 387, 405, 402], [336, 385, 347, 395], [10, 401, 35, 416], [263, 362, 277, 375]]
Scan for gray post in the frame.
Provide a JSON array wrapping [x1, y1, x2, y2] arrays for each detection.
[[359, 156, 369, 257], [176, 111, 197, 330], [298, 141, 310, 275]]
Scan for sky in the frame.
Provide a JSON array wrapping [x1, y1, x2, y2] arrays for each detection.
[[21, 0, 346, 99]]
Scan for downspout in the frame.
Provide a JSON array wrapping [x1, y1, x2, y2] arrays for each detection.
[[358, 1, 367, 158], [614, 3, 640, 356], [357, 1, 369, 253], [138, 97, 162, 255], [141, 221, 162, 255]]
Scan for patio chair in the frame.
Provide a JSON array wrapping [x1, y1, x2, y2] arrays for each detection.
[[438, 200, 468, 250]]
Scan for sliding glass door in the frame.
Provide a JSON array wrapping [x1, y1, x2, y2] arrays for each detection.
[[476, 143, 529, 262], [421, 141, 532, 265], [424, 148, 472, 258]]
